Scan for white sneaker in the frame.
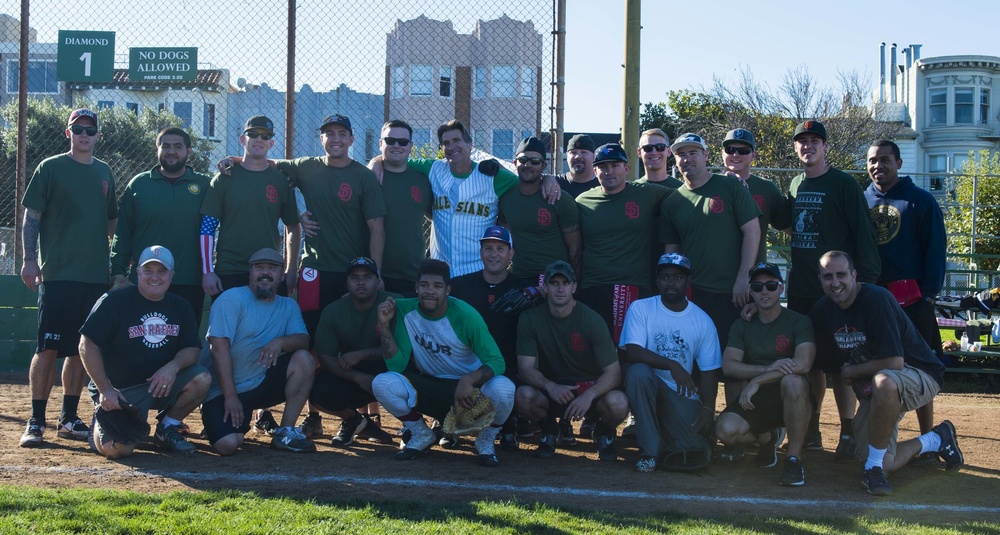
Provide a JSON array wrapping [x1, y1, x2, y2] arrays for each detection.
[[395, 419, 435, 460], [476, 426, 501, 467]]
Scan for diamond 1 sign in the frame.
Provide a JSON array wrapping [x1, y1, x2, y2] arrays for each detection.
[[129, 48, 198, 82], [56, 30, 115, 82]]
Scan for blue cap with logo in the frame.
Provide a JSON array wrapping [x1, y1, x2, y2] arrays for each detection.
[[480, 225, 513, 247], [670, 132, 707, 152], [657, 252, 692, 273], [593, 143, 629, 165]]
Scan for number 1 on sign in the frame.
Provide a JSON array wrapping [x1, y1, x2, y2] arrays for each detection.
[[79, 52, 92, 77]]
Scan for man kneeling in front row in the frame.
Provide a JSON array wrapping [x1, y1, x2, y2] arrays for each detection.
[[80, 246, 210, 458]]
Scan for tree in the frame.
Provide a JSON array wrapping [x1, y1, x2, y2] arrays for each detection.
[[945, 150, 1000, 270]]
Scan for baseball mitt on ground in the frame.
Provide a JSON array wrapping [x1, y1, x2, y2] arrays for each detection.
[[442, 389, 496, 436], [95, 403, 150, 445]]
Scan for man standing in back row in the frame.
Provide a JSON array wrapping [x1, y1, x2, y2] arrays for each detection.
[[20, 108, 117, 447]]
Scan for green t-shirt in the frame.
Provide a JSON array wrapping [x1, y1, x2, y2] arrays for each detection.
[[787, 167, 881, 299], [635, 176, 679, 282], [200, 165, 299, 275], [660, 174, 762, 293], [21, 154, 117, 284], [380, 168, 433, 281], [111, 167, 210, 285], [516, 302, 618, 382], [746, 173, 792, 263], [497, 186, 580, 280], [277, 157, 386, 272], [575, 182, 672, 288], [726, 307, 814, 367], [636, 176, 683, 188], [314, 290, 399, 375]]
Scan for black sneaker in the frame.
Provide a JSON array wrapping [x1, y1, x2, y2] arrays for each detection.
[[557, 418, 577, 446], [57, 416, 90, 440], [331, 413, 368, 448], [580, 416, 598, 440], [834, 434, 857, 463], [439, 433, 462, 449], [620, 414, 635, 439], [932, 420, 964, 472], [862, 466, 893, 496], [536, 433, 557, 459], [804, 430, 823, 451], [758, 427, 786, 468], [19, 418, 45, 448], [596, 434, 619, 461], [499, 433, 519, 451], [358, 419, 395, 444], [908, 451, 945, 468], [299, 413, 324, 439], [635, 455, 657, 473], [154, 422, 196, 453], [270, 426, 316, 453], [779, 456, 805, 486], [516, 417, 538, 438], [718, 444, 745, 463], [253, 410, 279, 436]]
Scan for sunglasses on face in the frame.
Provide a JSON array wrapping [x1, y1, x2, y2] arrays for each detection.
[[382, 137, 411, 146], [245, 131, 273, 140], [750, 281, 781, 292], [516, 156, 544, 165], [641, 143, 668, 153], [69, 125, 98, 136], [724, 146, 753, 156]]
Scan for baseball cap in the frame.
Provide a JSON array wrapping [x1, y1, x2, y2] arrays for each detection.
[[515, 136, 547, 156], [544, 260, 576, 283], [566, 133, 596, 153], [319, 113, 353, 134], [248, 248, 283, 266], [792, 120, 827, 141], [593, 143, 629, 165], [749, 262, 783, 282], [670, 133, 707, 152], [138, 245, 174, 271], [67, 108, 98, 128], [480, 225, 513, 247], [723, 128, 756, 150], [347, 256, 379, 276], [244, 115, 275, 135], [657, 253, 692, 273]]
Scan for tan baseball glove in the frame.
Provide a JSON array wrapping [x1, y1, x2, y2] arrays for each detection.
[[442, 388, 496, 436]]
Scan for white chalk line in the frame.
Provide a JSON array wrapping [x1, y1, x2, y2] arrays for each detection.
[[2, 464, 999, 515]]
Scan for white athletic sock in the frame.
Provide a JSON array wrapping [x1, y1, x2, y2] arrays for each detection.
[[864, 445, 887, 470], [918, 431, 942, 454], [162, 416, 182, 428]]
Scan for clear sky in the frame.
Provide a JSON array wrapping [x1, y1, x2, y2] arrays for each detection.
[[564, 0, 1000, 133]]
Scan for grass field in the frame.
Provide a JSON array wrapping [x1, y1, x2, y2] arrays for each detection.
[[0, 486, 996, 534]]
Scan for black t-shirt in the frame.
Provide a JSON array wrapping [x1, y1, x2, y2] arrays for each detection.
[[810, 284, 944, 387], [80, 286, 201, 389], [556, 173, 600, 199], [449, 270, 530, 366]]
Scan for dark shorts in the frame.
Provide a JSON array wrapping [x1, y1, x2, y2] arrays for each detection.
[[721, 382, 816, 435], [309, 368, 382, 412], [538, 382, 623, 421], [213, 272, 289, 303], [382, 277, 417, 298], [200, 352, 293, 445], [168, 284, 207, 329], [37, 281, 108, 357], [575, 284, 651, 346], [88, 364, 209, 420], [402, 372, 462, 421], [296, 269, 347, 345]]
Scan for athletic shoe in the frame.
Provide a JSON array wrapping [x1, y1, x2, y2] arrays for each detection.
[[299, 413, 324, 438], [932, 420, 964, 472], [174, 421, 191, 436], [398, 429, 411, 450], [358, 420, 395, 444], [154, 422, 196, 453], [779, 456, 805, 487], [253, 410, 279, 436], [476, 426, 501, 467], [499, 433, 519, 451], [758, 427, 786, 468], [396, 419, 435, 460], [536, 432, 557, 459], [620, 414, 636, 438], [908, 451, 945, 468], [862, 466, 893, 496], [834, 434, 857, 463], [635, 455, 657, 473], [596, 433, 619, 461], [439, 433, 462, 448], [516, 417, 539, 438], [804, 430, 823, 451], [557, 418, 577, 446], [57, 416, 90, 440], [718, 444, 745, 463], [270, 426, 316, 453], [19, 418, 45, 448], [330, 413, 367, 448]]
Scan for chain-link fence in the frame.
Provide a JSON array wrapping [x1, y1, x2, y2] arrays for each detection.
[[1, 1, 560, 273]]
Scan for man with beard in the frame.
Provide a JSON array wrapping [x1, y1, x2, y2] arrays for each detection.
[[497, 137, 581, 282], [372, 259, 515, 467], [555, 134, 600, 198], [620, 254, 721, 473], [112, 127, 211, 325], [200, 248, 316, 455]]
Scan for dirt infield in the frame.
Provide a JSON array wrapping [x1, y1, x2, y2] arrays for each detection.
[[2, 372, 999, 525]]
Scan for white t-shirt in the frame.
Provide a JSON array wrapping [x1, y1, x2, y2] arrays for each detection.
[[619, 296, 721, 400]]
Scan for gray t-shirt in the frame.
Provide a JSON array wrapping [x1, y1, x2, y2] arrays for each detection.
[[203, 287, 307, 401]]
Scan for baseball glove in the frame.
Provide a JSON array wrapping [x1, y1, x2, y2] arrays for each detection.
[[95, 403, 150, 445], [442, 389, 496, 436], [477, 158, 500, 177], [491, 286, 543, 315]]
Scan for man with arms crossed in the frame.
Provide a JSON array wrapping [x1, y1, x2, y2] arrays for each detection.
[[20, 108, 117, 447], [715, 263, 815, 486], [80, 246, 210, 458]]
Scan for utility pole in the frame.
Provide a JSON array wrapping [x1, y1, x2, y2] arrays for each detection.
[[622, 0, 640, 179]]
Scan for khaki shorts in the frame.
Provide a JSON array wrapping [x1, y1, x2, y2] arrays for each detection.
[[853, 365, 939, 461]]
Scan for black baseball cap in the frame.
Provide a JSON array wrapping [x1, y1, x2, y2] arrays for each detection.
[[244, 116, 274, 135], [748, 262, 783, 281], [347, 256, 379, 277], [793, 120, 827, 141], [723, 128, 756, 150], [516, 136, 547, 156], [544, 260, 576, 283], [319, 114, 353, 134], [567, 134, 596, 153], [593, 143, 628, 165]]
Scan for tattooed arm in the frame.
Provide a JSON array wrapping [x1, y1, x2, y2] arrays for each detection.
[[20, 208, 41, 290]]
